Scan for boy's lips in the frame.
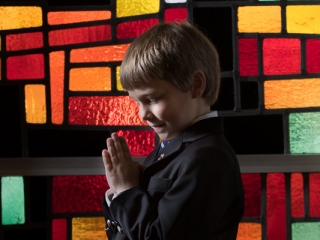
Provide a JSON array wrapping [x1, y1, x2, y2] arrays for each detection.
[[149, 123, 165, 130]]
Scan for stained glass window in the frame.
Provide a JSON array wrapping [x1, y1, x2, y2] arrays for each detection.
[[1, 1, 320, 240]]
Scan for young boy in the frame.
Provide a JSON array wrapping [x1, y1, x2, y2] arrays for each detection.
[[102, 21, 244, 240]]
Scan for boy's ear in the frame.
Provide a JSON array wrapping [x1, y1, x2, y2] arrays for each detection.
[[191, 70, 206, 98]]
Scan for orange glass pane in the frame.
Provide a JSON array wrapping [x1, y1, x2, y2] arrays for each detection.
[[47, 11, 111, 25], [69, 96, 147, 126], [237, 222, 261, 240], [238, 6, 281, 33], [264, 78, 320, 109], [49, 51, 64, 125], [0, 7, 42, 30], [25, 84, 46, 124], [72, 217, 105, 239], [70, 44, 130, 63], [69, 67, 111, 91]]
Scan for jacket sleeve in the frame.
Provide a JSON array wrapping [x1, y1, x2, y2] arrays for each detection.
[[105, 146, 244, 240]]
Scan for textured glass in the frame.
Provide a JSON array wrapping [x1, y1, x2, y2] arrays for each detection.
[[117, 130, 155, 156], [7, 54, 44, 80], [69, 96, 147, 126], [292, 222, 320, 240], [116, 66, 124, 91], [52, 176, 109, 213], [306, 39, 320, 73], [164, 8, 187, 22], [70, 44, 130, 63], [69, 67, 111, 91], [309, 173, 320, 217], [48, 11, 111, 25], [0, 7, 42, 30], [6, 32, 43, 51], [263, 38, 300, 75], [236, 223, 261, 240], [25, 84, 46, 124], [237, 6, 281, 33], [116, 0, 160, 18], [52, 219, 66, 240], [72, 217, 105, 240], [241, 174, 261, 217], [49, 25, 111, 46], [287, 6, 320, 34], [238, 38, 258, 76], [267, 173, 286, 240], [291, 173, 304, 217], [1, 177, 25, 225], [50, 51, 64, 125], [117, 19, 158, 39], [289, 112, 320, 154], [165, 0, 186, 2], [265, 78, 320, 109]]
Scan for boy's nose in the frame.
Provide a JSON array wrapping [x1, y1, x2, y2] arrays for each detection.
[[139, 105, 152, 121]]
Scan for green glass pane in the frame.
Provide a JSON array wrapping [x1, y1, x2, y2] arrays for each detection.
[[289, 112, 320, 153], [1, 176, 25, 225], [292, 222, 320, 240]]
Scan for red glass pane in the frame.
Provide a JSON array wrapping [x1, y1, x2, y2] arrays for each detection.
[[52, 219, 66, 240], [52, 176, 109, 213], [164, 8, 188, 22], [241, 173, 261, 217], [7, 54, 44, 80], [309, 173, 320, 217], [68, 96, 147, 126], [116, 19, 158, 39], [117, 130, 155, 156], [263, 38, 300, 75], [238, 38, 258, 76], [306, 39, 320, 73], [267, 173, 286, 240], [291, 173, 304, 217], [6, 32, 43, 51], [49, 25, 111, 46]]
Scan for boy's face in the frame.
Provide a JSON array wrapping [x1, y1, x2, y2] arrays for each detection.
[[128, 79, 202, 141]]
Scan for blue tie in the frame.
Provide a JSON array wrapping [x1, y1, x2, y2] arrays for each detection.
[[158, 140, 169, 156]]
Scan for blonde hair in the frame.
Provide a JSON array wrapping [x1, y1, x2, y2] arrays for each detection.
[[120, 21, 220, 105]]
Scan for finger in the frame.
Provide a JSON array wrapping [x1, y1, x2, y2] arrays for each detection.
[[111, 133, 126, 162], [119, 136, 132, 162], [107, 138, 119, 165], [102, 149, 112, 171]]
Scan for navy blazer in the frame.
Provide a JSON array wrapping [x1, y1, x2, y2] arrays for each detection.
[[102, 117, 244, 240]]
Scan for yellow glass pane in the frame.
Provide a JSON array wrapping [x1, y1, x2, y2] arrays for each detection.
[[264, 78, 320, 109], [70, 44, 130, 63], [237, 222, 261, 240], [48, 11, 111, 25], [49, 51, 64, 125], [238, 6, 281, 33], [0, 7, 42, 30], [116, 66, 124, 91], [25, 84, 46, 124], [117, 0, 160, 18], [287, 6, 320, 34], [69, 67, 111, 91], [72, 217, 106, 240]]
